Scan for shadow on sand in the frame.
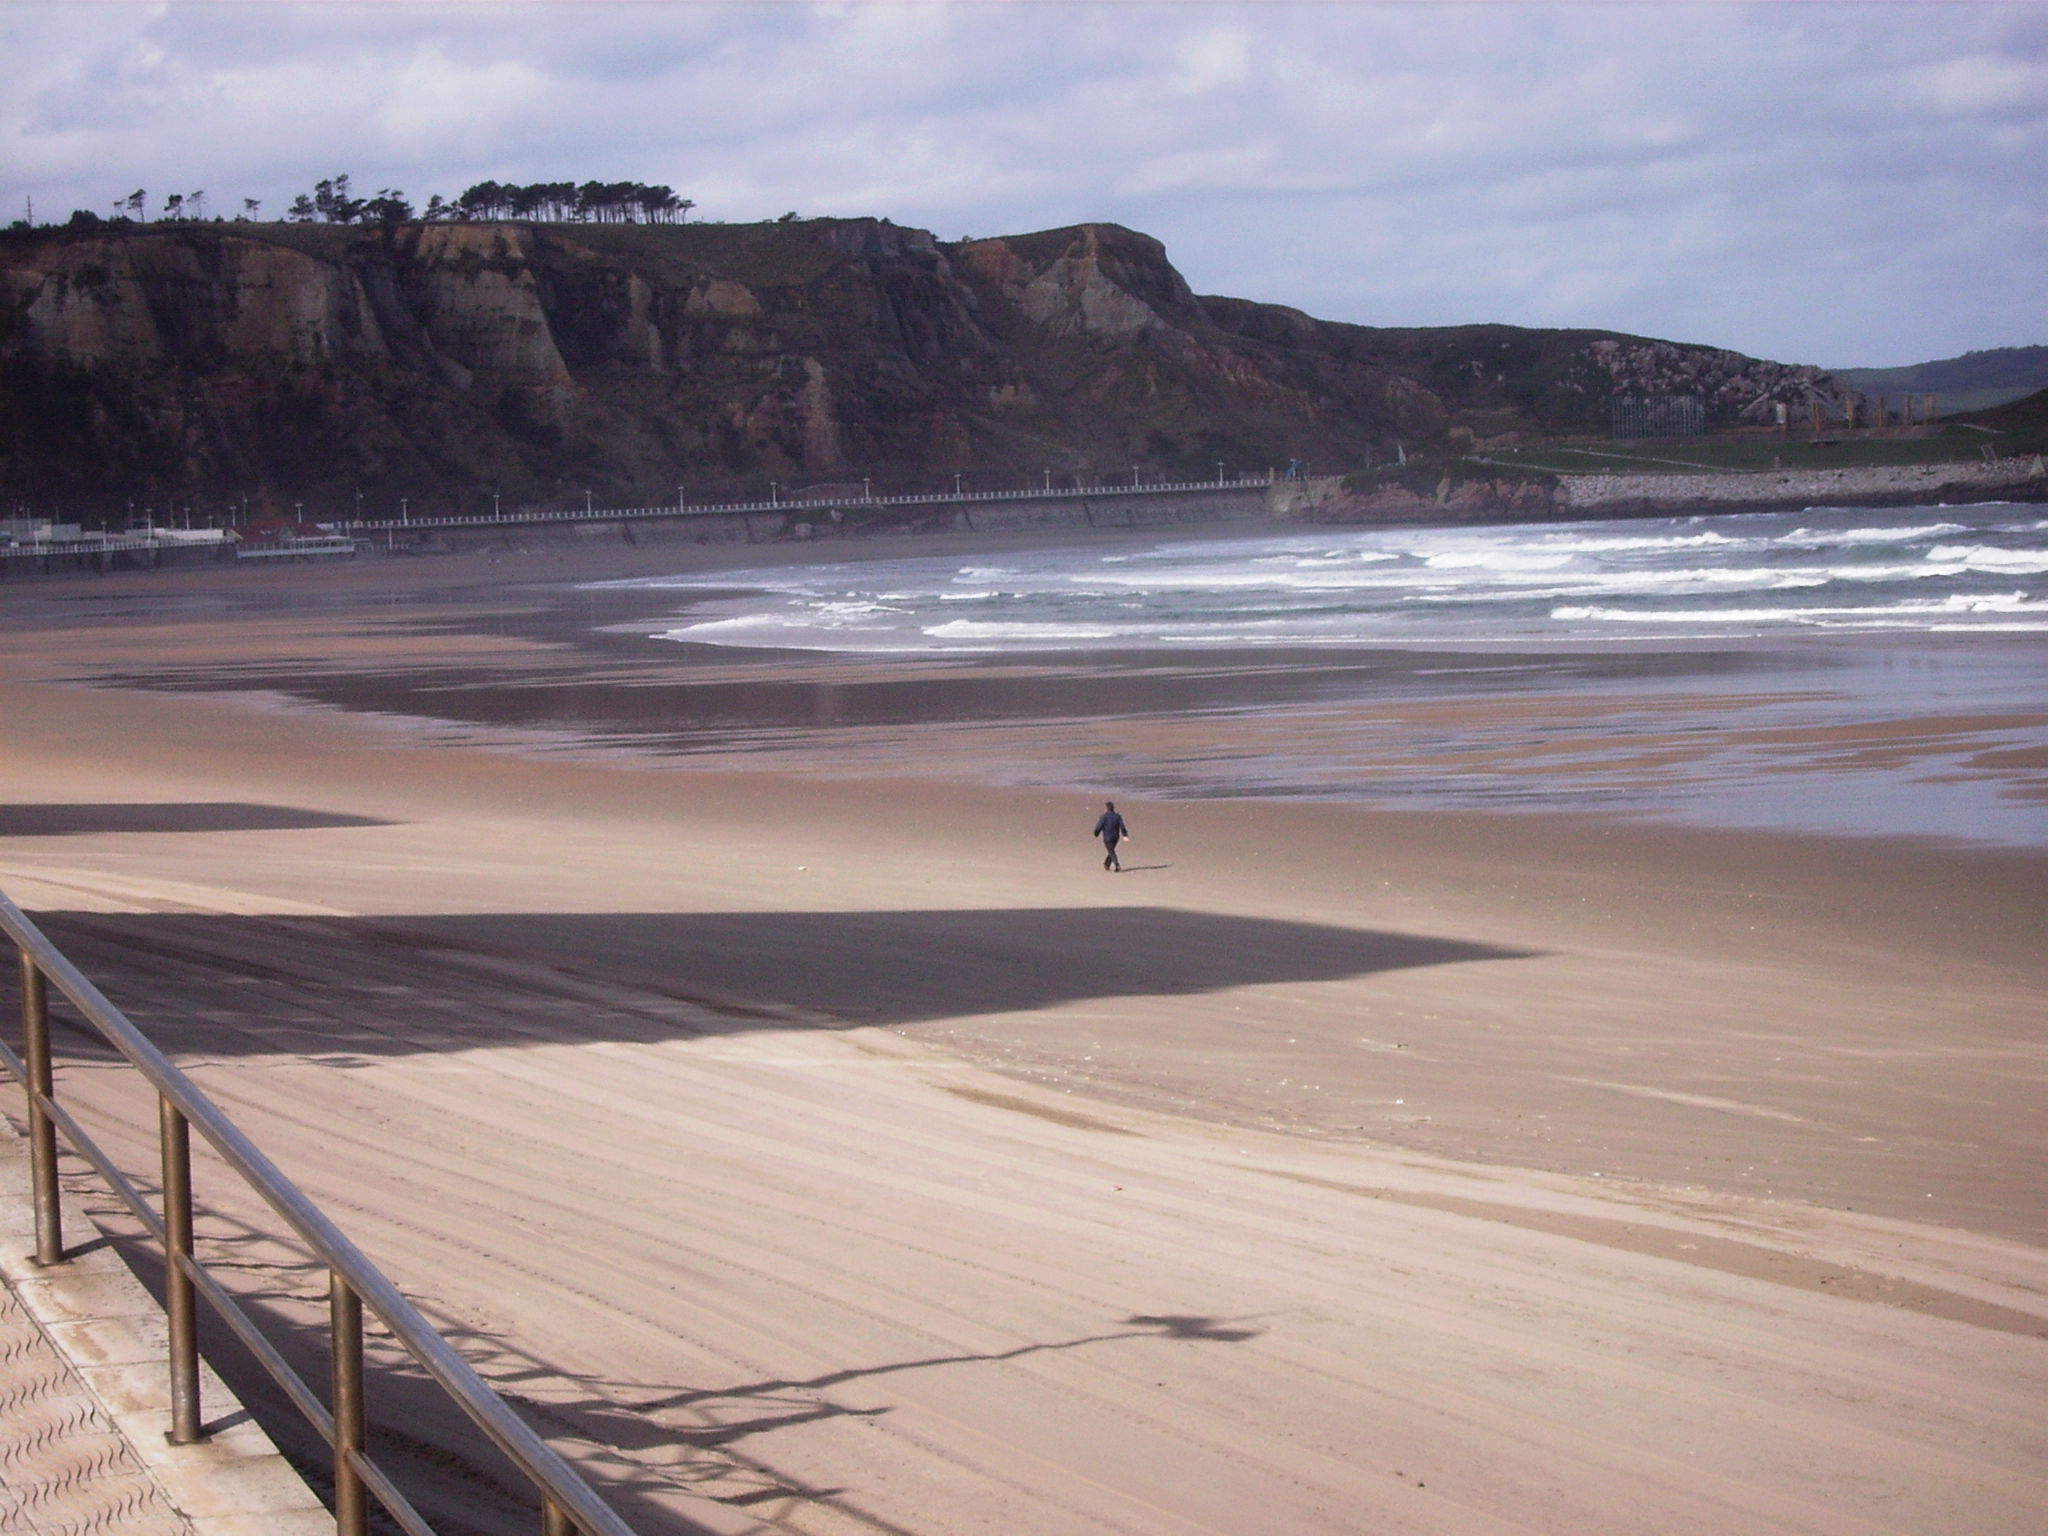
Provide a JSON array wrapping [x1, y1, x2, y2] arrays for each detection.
[[0, 802, 396, 837], [95, 1200, 1267, 1536], [28, 905, 1538, 1056]]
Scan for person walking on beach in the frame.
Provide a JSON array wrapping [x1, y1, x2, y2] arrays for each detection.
[[1093, 801, 1129, 872]]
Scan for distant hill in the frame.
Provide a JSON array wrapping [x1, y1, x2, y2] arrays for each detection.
[[1833, 346, 2048, 415], [1955, 387, 2048, 453], [0, 216, 1834, 520]]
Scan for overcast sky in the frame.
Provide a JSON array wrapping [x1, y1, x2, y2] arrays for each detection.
[[5, 1, 2043, 367]]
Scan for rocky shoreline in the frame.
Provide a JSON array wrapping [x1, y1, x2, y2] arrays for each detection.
[[1558, 456, 2048, 516], [1278, 456, 2048, 524]]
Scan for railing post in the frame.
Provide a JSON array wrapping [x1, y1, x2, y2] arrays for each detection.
[[543, 1497, 579, 1536], [331, 1271, 369, 1536], [19, 950, 63, 1266], [160, 1094, 205, 1443]]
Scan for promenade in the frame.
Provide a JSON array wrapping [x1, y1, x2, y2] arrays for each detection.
[[0, 1118, 326, 1535]]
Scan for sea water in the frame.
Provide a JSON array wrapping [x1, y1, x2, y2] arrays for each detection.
[[592, 503, 2048, 845], [613, 503, 2048, 653]]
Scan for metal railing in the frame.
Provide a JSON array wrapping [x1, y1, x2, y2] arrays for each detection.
[[0, 889, 641, 1536], [340, 473, 1278, 533], [0, 534, 166, 560]]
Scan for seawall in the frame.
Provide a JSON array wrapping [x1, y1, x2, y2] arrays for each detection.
[[1271, 457, 2048, 527], [0, 539, 237, 581], [1557, 457, 2048, 517], [393, 484, 1274, 554]]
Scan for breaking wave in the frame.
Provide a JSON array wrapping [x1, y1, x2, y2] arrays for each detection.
[[614, 501, 2048, 651]]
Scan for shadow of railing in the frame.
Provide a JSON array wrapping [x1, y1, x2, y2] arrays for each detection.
[[1, 888, 653, 1536]]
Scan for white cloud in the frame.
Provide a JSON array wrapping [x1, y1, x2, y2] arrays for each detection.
[[0, 1, 2042, 365], [377, 48, 549, 148], [1914, 52, 2045, 114], [1172, 26, 1254, 95]]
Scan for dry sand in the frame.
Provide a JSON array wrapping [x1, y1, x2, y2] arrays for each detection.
[[1, 544, 2045, 1535]]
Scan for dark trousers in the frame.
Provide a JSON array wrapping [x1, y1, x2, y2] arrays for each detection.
[[1102, 838, 1121, 870]]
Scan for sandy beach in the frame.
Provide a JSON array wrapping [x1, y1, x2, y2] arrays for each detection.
[[2, 535, 2045, 1535]]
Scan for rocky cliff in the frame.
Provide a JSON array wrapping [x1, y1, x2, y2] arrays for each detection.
[[0, 217, 1830, 519]]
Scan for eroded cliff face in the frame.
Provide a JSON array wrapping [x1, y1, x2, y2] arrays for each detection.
[[0, 217, 1827, 518]]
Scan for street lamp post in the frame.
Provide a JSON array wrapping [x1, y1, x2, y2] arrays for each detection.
[[863, 477, 871, 501], [770, 481, 779, 505], [584, 490, 593, 515], [1043, 468, 1052, 491], [1217, 461, 1225, 485], [492, 493, 501, 519], [678, 484, 686, 513], [952, 473, 963, 497], [400, 498, 409, 523]]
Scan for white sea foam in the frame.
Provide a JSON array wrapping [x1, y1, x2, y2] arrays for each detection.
[[924, 620, 1133, 642], [1924, 545, 2048, 574], [1526, 531, 1753, 553], [615, 501, 2048, 651], [1783, 523, 1966, 546], [656, 614, 791, 638], [1421, 549, 1577, 572], [1553, 591, 2044, 626]]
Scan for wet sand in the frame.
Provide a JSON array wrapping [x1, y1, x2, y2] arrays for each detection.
[[2, 543, 2046, 1534]]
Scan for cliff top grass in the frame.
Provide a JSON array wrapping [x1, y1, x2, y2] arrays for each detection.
[[0, 216, 897, 292], [526, 217, 854, 287]]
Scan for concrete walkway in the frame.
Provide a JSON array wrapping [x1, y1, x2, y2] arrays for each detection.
[[0, 1117, 327, 1535]]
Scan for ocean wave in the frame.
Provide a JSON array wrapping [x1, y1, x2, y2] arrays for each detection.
[[1923, 545, 2048, 574], [655, 614, 795, 638], [1526, 531, 1754, 553], [623, 501, 2048, 653], [1083, 568, 1370, 591], [1781, 523, 1967, 546], [1412, 573, 1832, 604], [812, 600, 912, 619], [1247, 550, 1403, 567], [1421, 549, 1577, 572], [1552, 590, 2044, 625], [923, 619, 1130, 642]]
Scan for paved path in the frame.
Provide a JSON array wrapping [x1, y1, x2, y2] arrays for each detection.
[[0, 1275, 192, 1535], [0, 1118, 326, 1535]]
